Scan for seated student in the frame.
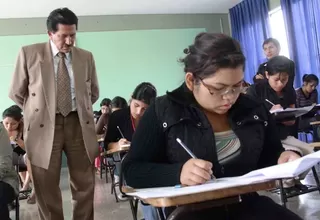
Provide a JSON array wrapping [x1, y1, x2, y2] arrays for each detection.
[[96, 96, 128, 135], [122, 33, 302, 220], [296, 74, 319, 131], [247, 56, 313, 191], [2, 106, 36, 204], [0, 122, 19, 220], [296, 74, 318, 107], [253, 38, 295, 89], [104, 83, 159, 219], [95, 96, 128, 173]]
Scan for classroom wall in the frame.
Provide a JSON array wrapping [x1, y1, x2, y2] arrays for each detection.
[[0, 14, 230, 36]]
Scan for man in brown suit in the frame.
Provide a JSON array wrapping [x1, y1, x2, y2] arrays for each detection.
[[9, 8, 99, 220]]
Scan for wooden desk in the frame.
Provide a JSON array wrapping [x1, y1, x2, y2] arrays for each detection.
[[124, 180, 275, 207], [124, 180, 275, 220], [100, 146, 130, 156]]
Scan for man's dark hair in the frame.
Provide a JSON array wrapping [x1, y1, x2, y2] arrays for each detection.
[[47, 8, 78, 32], [263, 38, 280, 49]]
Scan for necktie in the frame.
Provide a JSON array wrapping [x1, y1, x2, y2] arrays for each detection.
[[57, 52, 72, 117]]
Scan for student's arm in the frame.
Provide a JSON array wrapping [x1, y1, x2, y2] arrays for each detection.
[[257, 109, 284, 168], [123, 103, 184, 188], [0, 125, 15, 180], [95, 113, 109, 135], [311, 90, 318, 105], [252, 64, 266, 84], [296, 90, 301, 108], [104, 113, 120, 150]]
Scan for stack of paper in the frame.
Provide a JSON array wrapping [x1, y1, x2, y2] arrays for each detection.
[[127, 151, 320, 199]]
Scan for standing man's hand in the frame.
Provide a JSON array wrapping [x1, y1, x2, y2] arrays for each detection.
[[255, 74, 265, 80]]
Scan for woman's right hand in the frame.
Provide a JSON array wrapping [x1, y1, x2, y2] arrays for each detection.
[[180, 158, 213, 186], [270, 104, 283, 111], [118, 138, 130, 146]]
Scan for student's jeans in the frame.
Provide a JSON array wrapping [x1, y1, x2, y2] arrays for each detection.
[[0, 181, 15, 220], [141, 204, 160, 220]]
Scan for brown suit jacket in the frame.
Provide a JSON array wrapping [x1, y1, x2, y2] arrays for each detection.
[[9, 42, 100, 169]]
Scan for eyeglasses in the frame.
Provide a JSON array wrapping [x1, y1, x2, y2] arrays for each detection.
[[199, 78, 244, 97]]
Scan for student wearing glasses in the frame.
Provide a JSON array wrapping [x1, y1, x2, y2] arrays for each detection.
[[122, 33, 302, 220]]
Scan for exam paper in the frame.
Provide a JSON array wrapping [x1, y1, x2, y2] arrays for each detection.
[[270, 105, 314, 117], [127, 151, 320, 199]]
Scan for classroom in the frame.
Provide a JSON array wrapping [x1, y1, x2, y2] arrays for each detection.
[[0, 0, 320, 219]]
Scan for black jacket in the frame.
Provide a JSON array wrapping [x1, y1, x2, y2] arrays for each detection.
[[104, 107, 134, 148], [123, 84, 284, 188]]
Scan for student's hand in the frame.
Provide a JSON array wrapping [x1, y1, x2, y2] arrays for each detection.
[[118, 138, 130, 146], [15, 138, 24, 147], [180, 159, 213, 186], [278, 151, 301, 164], [255, 74, 264, 80], [270, 104, 283, 111]]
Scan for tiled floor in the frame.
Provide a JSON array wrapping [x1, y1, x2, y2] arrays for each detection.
[[11, 168, 320, 220]]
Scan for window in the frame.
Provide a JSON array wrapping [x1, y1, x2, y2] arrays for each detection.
[[269, 7, 290, 58]]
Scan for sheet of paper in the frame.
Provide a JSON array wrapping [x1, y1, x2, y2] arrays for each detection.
[[127, 151, 320, 199], [270, 105, 314, 117], [243, 150, 320, 179]]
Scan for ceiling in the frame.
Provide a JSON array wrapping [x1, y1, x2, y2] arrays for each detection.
[[0, 0, 242, 19]]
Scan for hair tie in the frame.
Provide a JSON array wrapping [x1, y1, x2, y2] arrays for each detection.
[[183, 48, 190, 54]]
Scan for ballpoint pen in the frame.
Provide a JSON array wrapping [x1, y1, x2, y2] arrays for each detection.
[[265, 99, 275, 106], [176, 138, 216, 181], [117, 126, 125, 139]]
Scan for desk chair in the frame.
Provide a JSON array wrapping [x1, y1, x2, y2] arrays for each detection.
[[298, 130, 313, 143], [277, 166, 320, 208], [276, 146, 320, 208], [15, 195, 20, 220], [119, 155, 139, 220]]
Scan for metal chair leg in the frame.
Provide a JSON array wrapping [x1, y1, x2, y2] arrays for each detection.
[[311, 166, 320, 194], [129, 199, 138, 220], [15, 196, 20, 220], [157, 207, 166, 220], [278, 179, 287, 208]]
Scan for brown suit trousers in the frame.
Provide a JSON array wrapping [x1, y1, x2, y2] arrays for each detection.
[[31, 112, 95, 220]]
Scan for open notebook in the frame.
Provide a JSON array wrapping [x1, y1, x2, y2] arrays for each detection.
[[270, 105, 314, 117], [127, 151, 320, 199]]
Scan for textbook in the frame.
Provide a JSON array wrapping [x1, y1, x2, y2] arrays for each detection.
[[127, 150, 320, 199]]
